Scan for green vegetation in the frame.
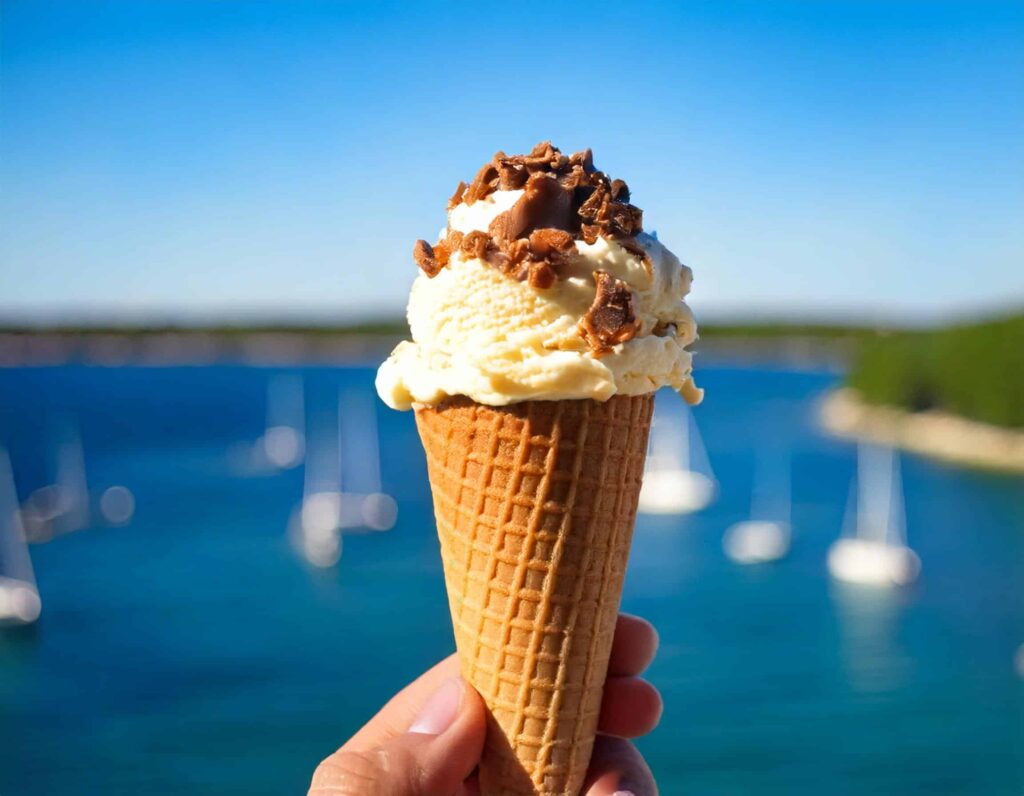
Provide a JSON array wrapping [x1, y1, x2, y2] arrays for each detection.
[[847, 312, 1024, 428]]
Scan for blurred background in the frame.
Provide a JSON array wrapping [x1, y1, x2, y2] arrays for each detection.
[[1, 1, 1022, 794]]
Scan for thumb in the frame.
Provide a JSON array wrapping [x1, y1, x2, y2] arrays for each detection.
[[309, 677, 487, 796]]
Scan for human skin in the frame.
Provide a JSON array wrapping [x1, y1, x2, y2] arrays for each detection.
[[309, 613, 662, 796]]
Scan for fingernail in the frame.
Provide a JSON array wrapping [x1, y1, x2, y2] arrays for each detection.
[[408, 677, 463, 735], [612, 791, 636, 796]]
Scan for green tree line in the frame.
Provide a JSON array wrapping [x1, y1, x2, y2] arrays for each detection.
[[847, 312, 1024, 428]]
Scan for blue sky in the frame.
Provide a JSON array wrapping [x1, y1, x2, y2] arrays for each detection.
[[2, 0, 1022, 325]]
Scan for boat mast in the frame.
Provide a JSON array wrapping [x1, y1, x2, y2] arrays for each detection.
[[857, 443, 893, 544], [751, 446, 790, 525]]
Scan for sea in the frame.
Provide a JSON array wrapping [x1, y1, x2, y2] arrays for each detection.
[[0, 363, 1021, 795]]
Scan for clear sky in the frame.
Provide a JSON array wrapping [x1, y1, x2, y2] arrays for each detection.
[[2, 0, 1022, 325]]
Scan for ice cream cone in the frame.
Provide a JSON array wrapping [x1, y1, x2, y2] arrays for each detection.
[[415, 393, 654, 796], [378, 141, 700, 792]]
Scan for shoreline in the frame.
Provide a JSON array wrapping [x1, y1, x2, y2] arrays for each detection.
[[0, 331, 403, 367], [0, 329, 857, 370], [820, 387, 1024, 474]]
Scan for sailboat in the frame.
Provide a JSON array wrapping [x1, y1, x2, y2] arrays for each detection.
[[638, 401, 717, 514], [18, 425, 90, 542], [290, 392, 345, 568], [336, 389, 397, 533], [290, 388, 397, 568], [827, 443, 920, 587], [0, 448, 42, 626], [723, 448, 791, 564], [261, 374, 305, 470]]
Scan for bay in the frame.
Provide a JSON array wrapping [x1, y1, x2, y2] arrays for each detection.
[[0, 364, 1021, 795]]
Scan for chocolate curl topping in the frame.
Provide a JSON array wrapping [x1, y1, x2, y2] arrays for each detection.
[[413, 240, 443, 278], [579, 270, 639, 354], [459, 230, 495, 261], [498, 161, 530, 190], [464, 162, 499, 205], [488, 173, 574, 241], [527, 228, 575, 262], [578, 180, 643, 239], [447, 181, 467, 210], [457, 141, 643, 246], [413, 236, 460, 278], [522, 261, 557, 289], [413, 142, 649, 303], [570, 147, 594, 172]]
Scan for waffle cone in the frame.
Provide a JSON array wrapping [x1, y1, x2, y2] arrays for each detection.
[[415, 394, 654, 796]]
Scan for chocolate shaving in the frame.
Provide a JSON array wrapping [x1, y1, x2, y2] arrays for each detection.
[[578, 180, 643, 239], [578, 270, 638, 354], [447, 181, 467, 210], [500, 235, 568, 288], [413, 240, 443, 278], [528, 228, 575, 268], [445, 142, 644, 246], [446, 229, 464, 251], [460, 230, 495, 261], [611, 202, 643, 237], [525, 261, 557, 289], [511, 141, 568, 172], [580, 224, 601, 245], [559, 166, 586, 191], [502, 238, 530, 269], [434, 241, 454, 269], [569, 147, 594, 172], [464, 162, 499, 205], [498, 161, 530, 190], [488, 173, 574, 241]]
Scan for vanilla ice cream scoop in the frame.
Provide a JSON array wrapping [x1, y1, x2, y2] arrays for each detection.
[[376, 142, 701, 409]]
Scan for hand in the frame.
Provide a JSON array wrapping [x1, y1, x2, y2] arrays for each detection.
[[309, 613, 661, 796]]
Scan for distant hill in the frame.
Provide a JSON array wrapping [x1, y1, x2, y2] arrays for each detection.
[[846, 312, 1024, 428]]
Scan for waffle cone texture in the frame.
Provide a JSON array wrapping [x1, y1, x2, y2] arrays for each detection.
[[415, 393, 654, 796]]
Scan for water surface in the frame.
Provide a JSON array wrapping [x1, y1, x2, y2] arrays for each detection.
[[0, 364, 1021, 794]]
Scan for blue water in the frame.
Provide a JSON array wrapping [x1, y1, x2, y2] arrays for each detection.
[[0, 364, 1021, 795]]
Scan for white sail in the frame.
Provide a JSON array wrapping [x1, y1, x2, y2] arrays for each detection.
[[827, 443, 920, 586], [0, 448, 42, 626], [262, 374, 305, 470], [291, 386, 397, 568], [55, 429, 90, 533], [291, 394, 344, 567], [18, 424, 90, 542], [724, 447, 791, 564], [337, 389, 397, 532], [639, 400, 717, 515]]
